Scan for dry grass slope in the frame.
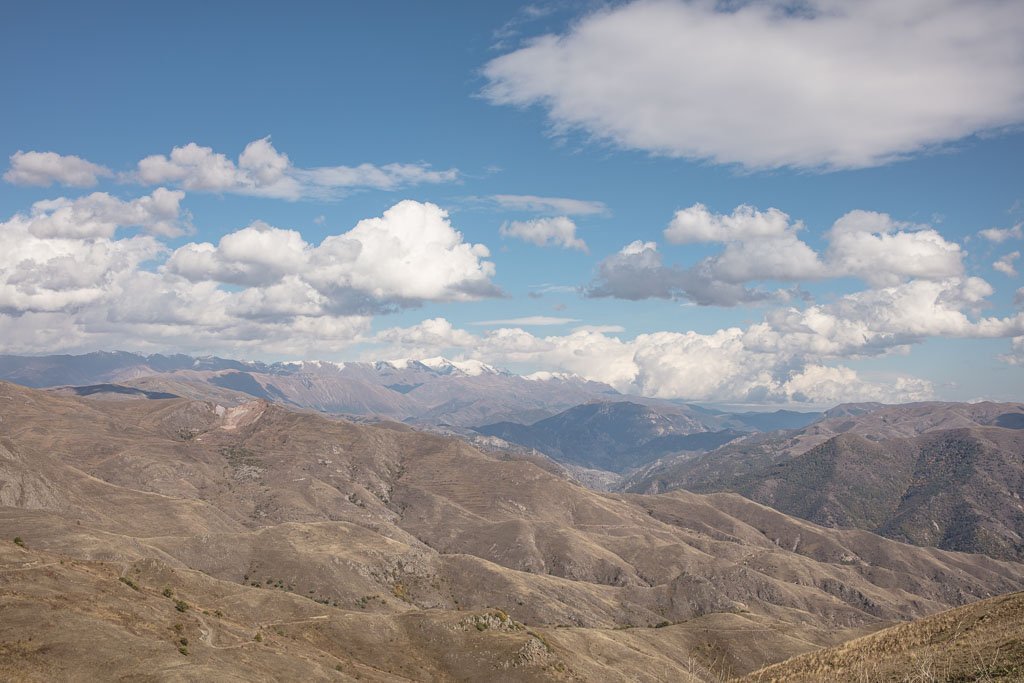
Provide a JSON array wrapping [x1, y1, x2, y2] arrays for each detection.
[[741, 591, 1024, 682]]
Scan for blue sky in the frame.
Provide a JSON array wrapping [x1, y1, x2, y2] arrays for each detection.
[[1, 0, 1023, 405]]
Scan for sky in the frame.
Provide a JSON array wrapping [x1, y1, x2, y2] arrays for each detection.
[[1, 0, 1023, 407]]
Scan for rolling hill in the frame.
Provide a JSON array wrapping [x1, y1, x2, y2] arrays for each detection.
[[627, 401, 1024, 562], [2, 382, 1024, 679]]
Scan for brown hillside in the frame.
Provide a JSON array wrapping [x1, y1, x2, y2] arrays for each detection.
[[2, 382, 1024, 680], [741, 590, 1024, 682]]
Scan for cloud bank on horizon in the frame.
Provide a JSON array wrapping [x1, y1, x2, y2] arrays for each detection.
[[2, 0, 1023, 406]]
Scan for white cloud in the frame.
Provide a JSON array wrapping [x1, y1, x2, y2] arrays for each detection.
[[979, 224, 1022, 243], [372, 317, 478, 360], [136, 137, 458, 199], [1001, 336, 1024, 365], [366, 272, 1024, 403], [500, 216, 588, 251], [781, 365, 934, 405], [827, 210, 964, 287], [470, 316, 579, 326], [24, 188, 188, 239], [0, 214, 163, 315], [665, 205, 825, 283], [364, 317, 939, 404], [4, 150, 112, 187], [0, 198, 495, 357], [602, 205, 964, 304], [665, 203, 793, 244], [592, 204, 824, 306], [168, 200, 498, 313], [572, 324, 625, 334], [994, 251, 1020, 277], [490, 194, 608, 216], [745, 278, 1023, 358], [313, 200, 497, 303], [0, 246, 372, 358], [483, 0, 1024, 170], [166, 221, 309, 287], [586, 239, 773, 306]]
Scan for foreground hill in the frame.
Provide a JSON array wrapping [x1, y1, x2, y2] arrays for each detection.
[[627, 401, 1024, 562], [2, 383, 1024, 679], [742, 590, 1024, 682]]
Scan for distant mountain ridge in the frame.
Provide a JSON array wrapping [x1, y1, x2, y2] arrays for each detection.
[[0, 352, 825, 434], [0, 351, 621, 427], [475, 401, 749, 473]]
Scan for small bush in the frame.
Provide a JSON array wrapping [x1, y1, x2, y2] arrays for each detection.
[[174, 600, 189, 613], [179, 637, 188, 646], [254, 632, 263, 643], [119, 576, 139, 591], [654, 620, 671, 628], [178, 646, 188, 656], [173, 623, 183, 633], [12, 536, 25, 548], [162, 587, 174, 598]]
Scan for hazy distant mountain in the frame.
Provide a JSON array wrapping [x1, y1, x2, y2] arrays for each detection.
[[627, 401, 1024, 561], [0, 351, 623, 427], [3, 381, 1024, 680], [728, 409, 824, 431], [475, 401, 746, 472]]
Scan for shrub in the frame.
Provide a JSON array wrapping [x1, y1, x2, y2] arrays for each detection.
[[178, 646, 188, 656], [162, 587, 174, 598], [12, 536, 25, 547], [119, 576, 139, 591], [175, 600, 189, 613], [254, 632, 263, 642]]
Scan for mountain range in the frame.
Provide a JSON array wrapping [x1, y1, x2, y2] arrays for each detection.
[[0, 351, 627, 427], [4, 381, 1024, 679]]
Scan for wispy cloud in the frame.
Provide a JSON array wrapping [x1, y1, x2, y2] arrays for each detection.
[[490, 193, 608, 216]]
